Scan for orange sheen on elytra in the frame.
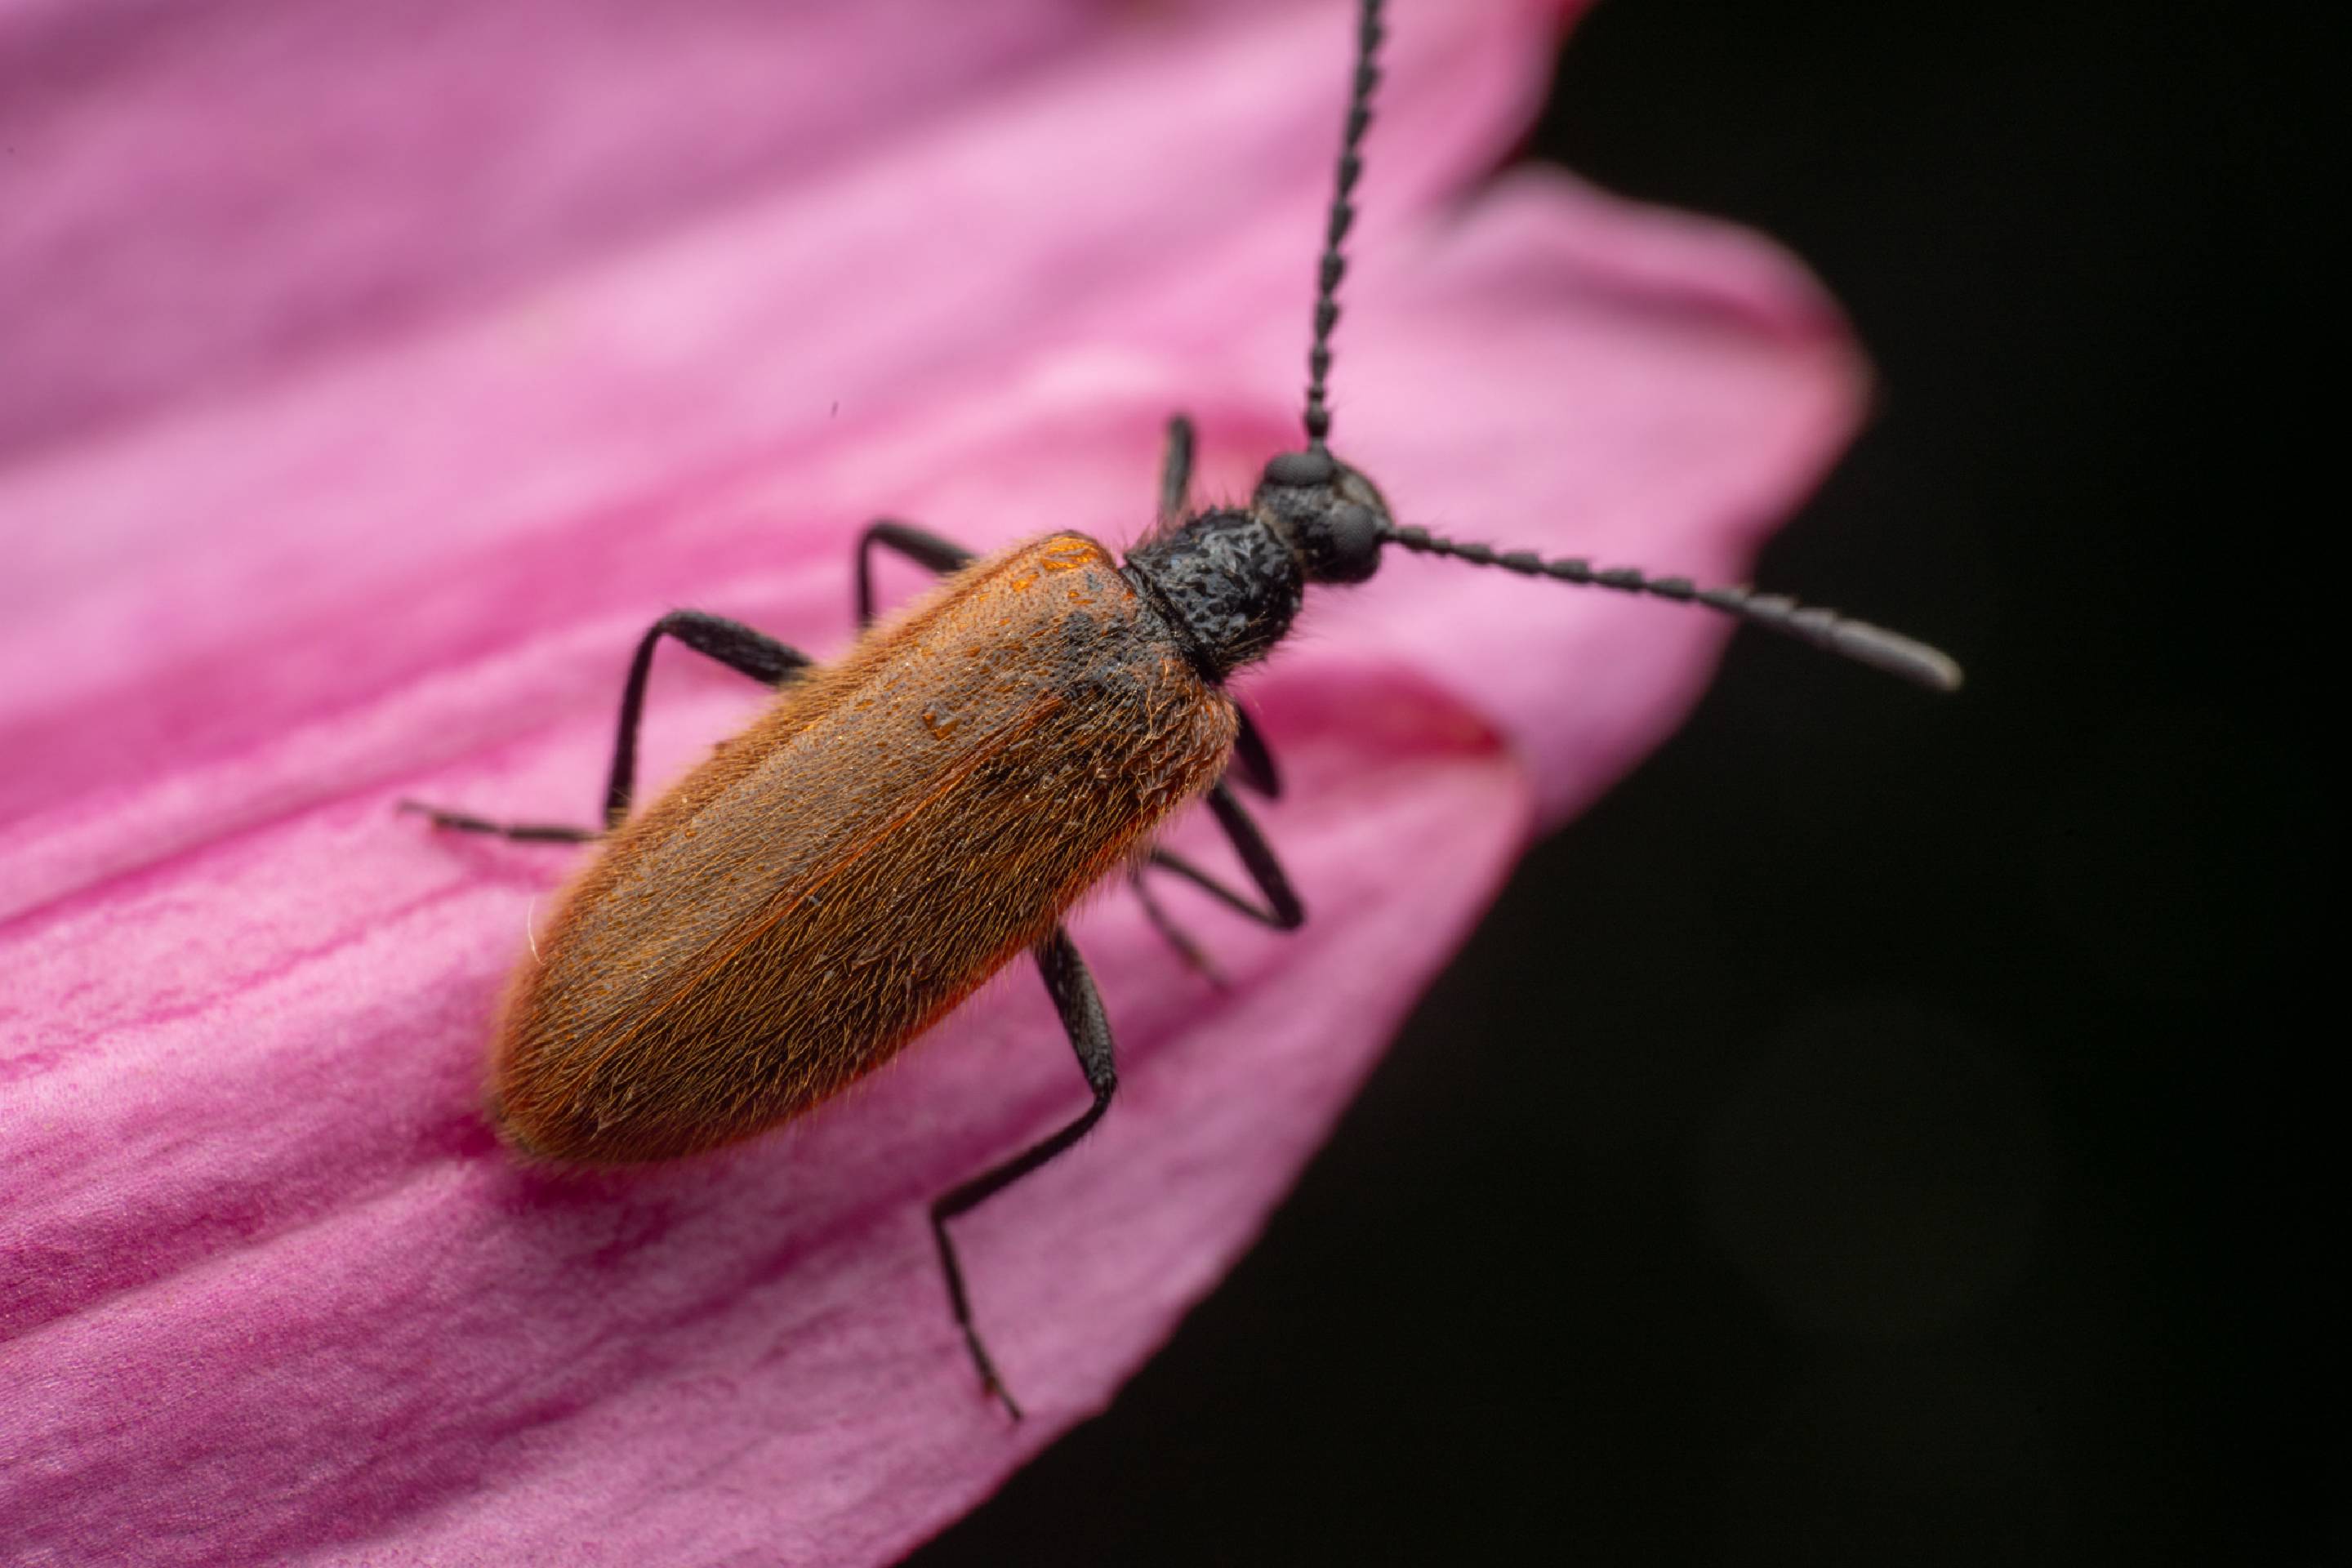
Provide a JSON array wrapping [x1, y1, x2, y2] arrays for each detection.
[[492, 533, 1236, 1164]]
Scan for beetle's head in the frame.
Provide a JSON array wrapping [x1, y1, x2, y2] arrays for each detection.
[[1253, 448, 1391, 587]]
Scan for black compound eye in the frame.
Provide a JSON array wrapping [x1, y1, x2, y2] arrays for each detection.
[[1262, 448, 1337, 488], [1308, 502, 1383, 584]]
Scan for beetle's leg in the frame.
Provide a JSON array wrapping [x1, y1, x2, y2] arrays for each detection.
[[395, 804, 598, 843], [597, 611, 808, 828], [1128, 861, 1231, 989], [1158, 413, 1195, 527], [1125, 781, 1303, 984], [1229, 707, 1281, 799], [401, 608, 808, 840], [930, 926, 1116, 1422], [1139, 782, 1306, 931], [856, 520, 973, 627]]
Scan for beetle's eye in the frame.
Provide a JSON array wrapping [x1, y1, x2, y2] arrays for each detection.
[[1305, 502, 1383, 584], [1262, 448, 1337, 488]]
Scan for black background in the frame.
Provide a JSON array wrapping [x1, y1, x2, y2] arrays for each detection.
[[917, 2, 2328, 1564]]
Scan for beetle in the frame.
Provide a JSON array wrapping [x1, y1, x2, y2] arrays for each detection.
[[403, 0, 1960, 1419]]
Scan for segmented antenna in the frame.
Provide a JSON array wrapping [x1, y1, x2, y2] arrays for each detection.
[[1303, 0, 1387, 452], [1382, 524, 1964, 692]]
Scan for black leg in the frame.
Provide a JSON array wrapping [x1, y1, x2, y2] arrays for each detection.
[[1230, 707, 1281, 799], [1126, 718, 1277, 972], [1201, 783, 1302, 925], [599, 610, 808, 828], [930, 927, 1117, 1421], [857, 519, 974, 627], [1129, 862, 1231, 988], [396, 803, 598, 844], [1140, 782, 1306, 931], [1158, 414, 1195, 527], [403, 608, 808, 842]]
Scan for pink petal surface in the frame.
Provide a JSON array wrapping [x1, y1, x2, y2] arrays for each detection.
[[0, 0, 1267, 458], [0, 1, 1866, 1563], [6, 661, 1526, 1567]]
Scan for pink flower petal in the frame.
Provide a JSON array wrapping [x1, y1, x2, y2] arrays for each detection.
[[5, 657, 1526, 1566], [1, 0, 1873, 1561], [0, 0, 1266, 457]]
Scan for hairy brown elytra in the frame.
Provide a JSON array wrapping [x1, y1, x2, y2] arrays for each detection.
[[404, 0, 1961, 1420], [494, 534, 1232, 1165]]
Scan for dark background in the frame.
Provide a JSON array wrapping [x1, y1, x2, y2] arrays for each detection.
[[918, 2, 2328, 1564]]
